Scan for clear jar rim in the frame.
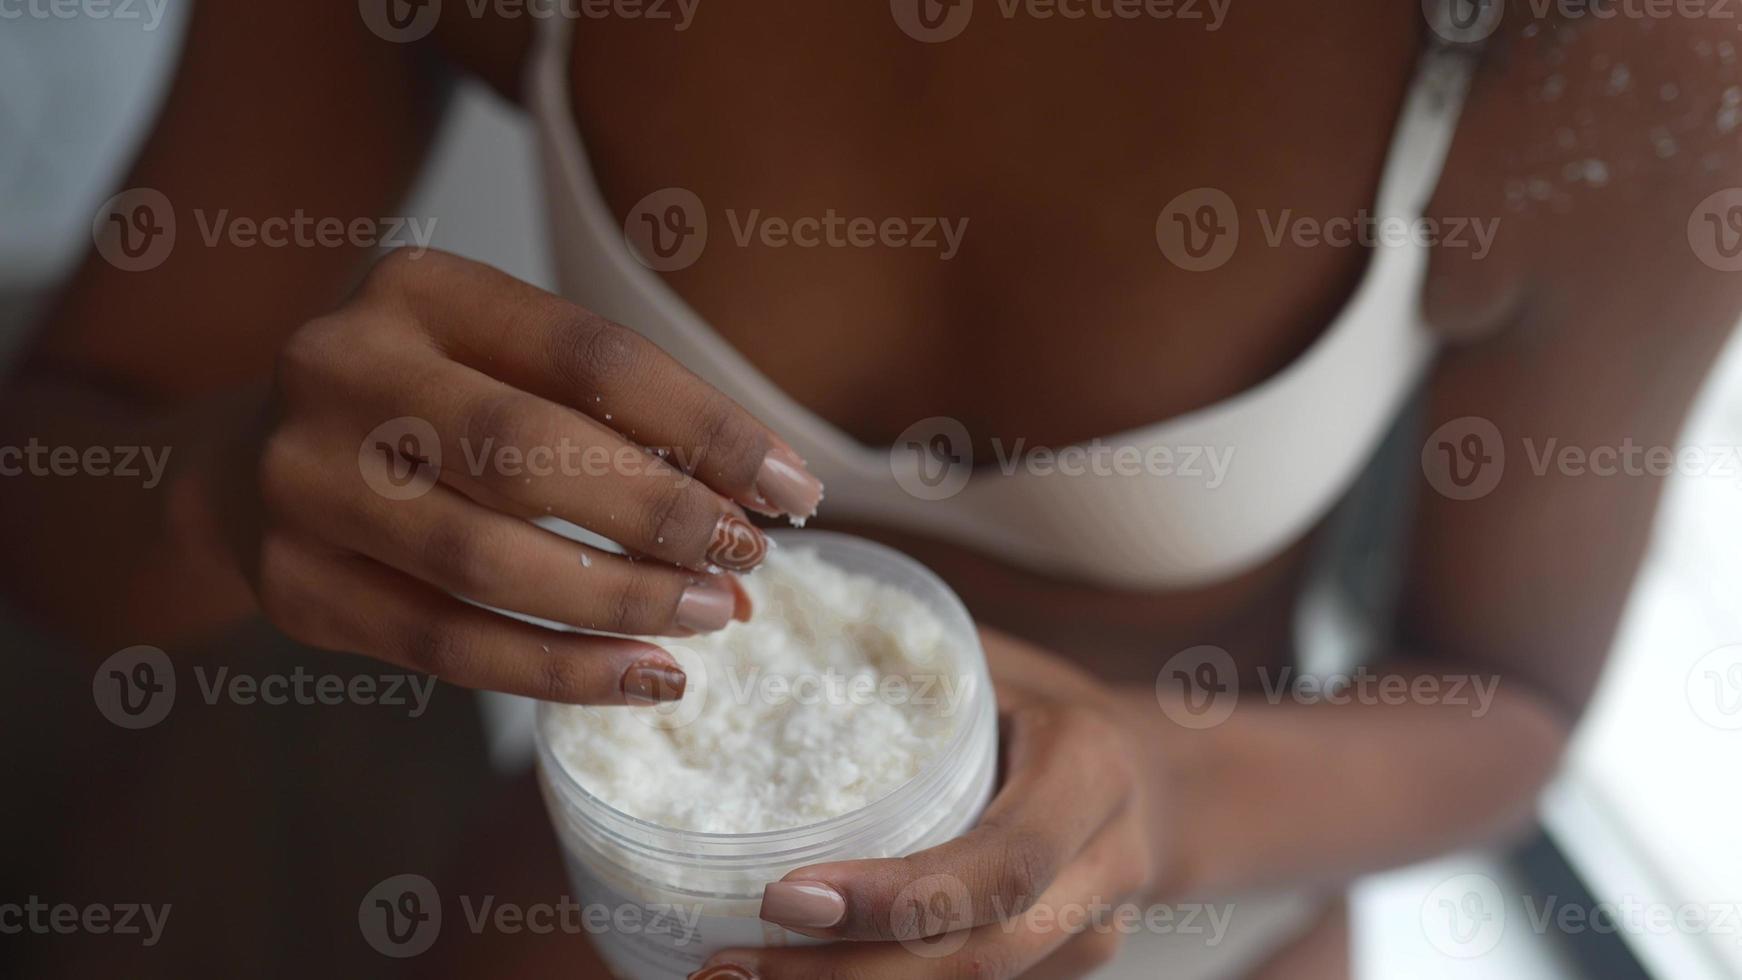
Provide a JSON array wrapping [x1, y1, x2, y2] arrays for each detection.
[[534, 530, 994, 866]]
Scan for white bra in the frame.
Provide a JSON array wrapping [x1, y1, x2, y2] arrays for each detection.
[[525, 18, 1477, 591]]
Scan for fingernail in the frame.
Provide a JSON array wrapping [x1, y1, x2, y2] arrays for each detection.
[[621, 656, 686, 705], [755, 445, 823, 521], [676, 579, 734, 632], [726, 575, 753, 622], [688, 965, 757, 980], [706, 513, 768, 572], [761, 880, 846, 929]]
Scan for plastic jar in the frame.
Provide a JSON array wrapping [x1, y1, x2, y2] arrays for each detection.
[[534, 530, 998, 980]]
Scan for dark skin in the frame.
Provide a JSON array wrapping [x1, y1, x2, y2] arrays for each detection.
[[7, 2, 1742, 977]]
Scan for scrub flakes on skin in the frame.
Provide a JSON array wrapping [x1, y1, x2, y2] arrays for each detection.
[[547, 547, 971, 834]]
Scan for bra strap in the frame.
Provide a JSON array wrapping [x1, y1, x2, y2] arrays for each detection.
[[1377, 0, 1491, 218]]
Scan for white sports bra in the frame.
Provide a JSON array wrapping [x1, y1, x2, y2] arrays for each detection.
[[526, 17, 1478, 591]]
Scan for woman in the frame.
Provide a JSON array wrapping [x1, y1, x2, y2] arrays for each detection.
[[6, 1, 1739, 976]]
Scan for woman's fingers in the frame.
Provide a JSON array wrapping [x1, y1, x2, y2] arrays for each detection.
[[251, 249, 792, 698], [365, 249, 822, 521], [755, 698, 1133, 940], [269, 440, 739, 636], [356, 352, 771, 574], [703, 814, 1149, 980], [255, 533, 683, 705], [342, 484, 741, 636]]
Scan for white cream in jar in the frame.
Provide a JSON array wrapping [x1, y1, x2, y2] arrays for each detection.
[[535, 532, 997, 980]]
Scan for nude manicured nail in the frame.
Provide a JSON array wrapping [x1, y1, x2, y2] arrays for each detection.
[[677, 580, 734, 632], [761, 880, 846, 929], [687, 965, 757, 980], [726, 575, 753, 622], [754, 445, 823, 520], [621, 657, 686, 705], [706, 514, 768, 572]]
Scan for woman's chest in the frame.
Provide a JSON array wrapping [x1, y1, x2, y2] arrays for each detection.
[[565, 1, 1420, 449]]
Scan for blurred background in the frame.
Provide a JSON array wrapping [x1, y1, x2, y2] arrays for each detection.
[[4, 10, 1740, 979]]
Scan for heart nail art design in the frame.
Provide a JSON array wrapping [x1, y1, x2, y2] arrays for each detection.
[[707, 514, 767, 571]]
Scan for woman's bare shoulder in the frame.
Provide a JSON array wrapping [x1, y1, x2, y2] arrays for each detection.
[[1426, 8, 1742, 339]]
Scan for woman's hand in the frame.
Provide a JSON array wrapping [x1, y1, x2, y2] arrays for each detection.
[[216, 248, 822, 705], [693, 627, 1163, 980]]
